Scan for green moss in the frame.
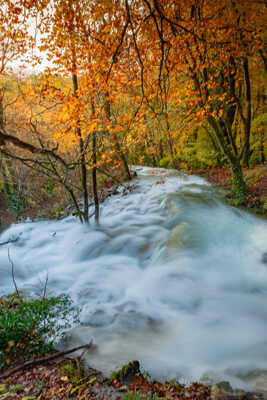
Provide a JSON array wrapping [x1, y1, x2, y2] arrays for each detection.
[[111, 361, 141, 383]]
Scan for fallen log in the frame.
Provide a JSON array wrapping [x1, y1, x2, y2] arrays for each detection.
[[0, 341, 93, 380]]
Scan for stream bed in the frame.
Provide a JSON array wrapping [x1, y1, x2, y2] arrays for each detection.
[[1, 167, 267, 390]]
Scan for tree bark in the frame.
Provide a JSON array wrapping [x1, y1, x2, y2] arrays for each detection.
[[242, 57, 252, 167], [230, 160, 247, 202], [0, 342, 92, 380], [92, 129, 99, 224], [72, 72, 89, 223], [104, 94, 132, 180], [207, 116, 247, 201]]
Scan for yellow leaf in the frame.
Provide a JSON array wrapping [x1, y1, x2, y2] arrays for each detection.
[[70, 385, 82, 394], [0, 385, 6, 394]]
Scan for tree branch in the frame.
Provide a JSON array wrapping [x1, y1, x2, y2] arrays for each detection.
[[0, 342, 93, 380], [0, 129, 68, 168]]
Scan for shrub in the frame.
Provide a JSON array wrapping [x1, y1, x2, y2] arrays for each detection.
[[0, 294, 79, 371]]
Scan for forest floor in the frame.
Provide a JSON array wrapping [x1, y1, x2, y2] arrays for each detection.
[[192, 164, 267, 218]]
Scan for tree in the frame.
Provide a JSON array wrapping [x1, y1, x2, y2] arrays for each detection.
[[0, 0, 134, 223], [121, 0, 266, 200]]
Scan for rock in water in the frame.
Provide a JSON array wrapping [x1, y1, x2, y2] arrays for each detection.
[[112, 361, 141, 384], [254, 372, 267, 397], [211, 381, 233, 400], [262, 252, 267, 264], [167, 222, 190, 249]]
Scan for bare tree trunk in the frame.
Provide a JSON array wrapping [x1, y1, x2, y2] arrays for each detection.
[[72, 72, 89, 223], [0, 89, 4, 132], [242, 57, 252, 167], [260, 129, 265, 163], [92, 129, 99, 224]]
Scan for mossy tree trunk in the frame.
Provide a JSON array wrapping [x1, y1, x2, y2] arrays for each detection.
[[208, 116, 247, 202], [242, 57, 252, 168], [230, 161, 247, 202]]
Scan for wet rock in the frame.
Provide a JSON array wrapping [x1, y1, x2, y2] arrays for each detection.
[[87, 309, 116, 327], [111, 360, 141, 384], [167, 222, 190, 249], [211, 381, 233, 400], [211, 382, 250, 400], [164, 195, 182, 216], [233, 389, 246, 396], [262, 252, 267, 264], [200, 372, 218, 386], [254, 373, 267, 397]]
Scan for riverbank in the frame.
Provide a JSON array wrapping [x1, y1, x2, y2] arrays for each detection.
[[1, 293, 266, 400], [1, 165, 265, 230], [192, 164, 267, 218], [0, 169, 125, 230], [0, 356, 265, 400]]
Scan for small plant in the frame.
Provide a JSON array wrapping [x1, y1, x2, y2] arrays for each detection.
[[123, 393, 166, 400], [110, 360, 141, 383], [61, 360, 86, 384], [61, 360, 78, 376], [0, 294, 79, 371], [4, 186, 25, 219], [123, 393, 143, 400]]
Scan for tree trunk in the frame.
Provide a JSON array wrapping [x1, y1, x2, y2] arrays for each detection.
[[159, 138, 164, 159], [92, 130, 99, 224], [260, 129, 265, 163], [242, 57, 252, 167], [0, 90, 4, 131], [230, 160, 247, 202], [104, 94, 132, 180], [207, 116, 247, 202], [72, 72, 89, 224]]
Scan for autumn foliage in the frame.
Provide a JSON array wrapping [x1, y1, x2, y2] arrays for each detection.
[[0, 0, 266, 221]]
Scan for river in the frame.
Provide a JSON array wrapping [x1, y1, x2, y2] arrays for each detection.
[[1, 166, 267, 390]]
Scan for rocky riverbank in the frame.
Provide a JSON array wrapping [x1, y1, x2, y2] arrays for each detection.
[[1, 358, 266, 400]]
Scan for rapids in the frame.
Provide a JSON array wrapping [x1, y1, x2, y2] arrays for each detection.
[[1, 166, 267, 389]]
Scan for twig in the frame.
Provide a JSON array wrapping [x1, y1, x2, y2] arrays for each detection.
[[0, 341, 93, 380], [7, 248, 20, 299], [42, 272, 48, 300], [0, 237, 19, 246]]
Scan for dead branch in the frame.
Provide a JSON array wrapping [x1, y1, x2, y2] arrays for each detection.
[[42, 272, 49, 300], [0, 341, 93, 380], [0, 128, 68, 168], [7, 248, 20, 299], [0, 237, 19, 246]]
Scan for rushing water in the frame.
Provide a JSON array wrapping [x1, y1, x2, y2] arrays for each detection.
[[1, 167, 267, 389]]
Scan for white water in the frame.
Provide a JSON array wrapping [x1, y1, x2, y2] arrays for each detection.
[[1, 167, 267, 389]]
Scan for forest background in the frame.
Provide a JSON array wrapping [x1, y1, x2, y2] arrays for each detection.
[[0, 0, 266, 226]]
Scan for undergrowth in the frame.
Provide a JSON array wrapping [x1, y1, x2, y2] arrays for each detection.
[[0, 294, 79, 371]]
